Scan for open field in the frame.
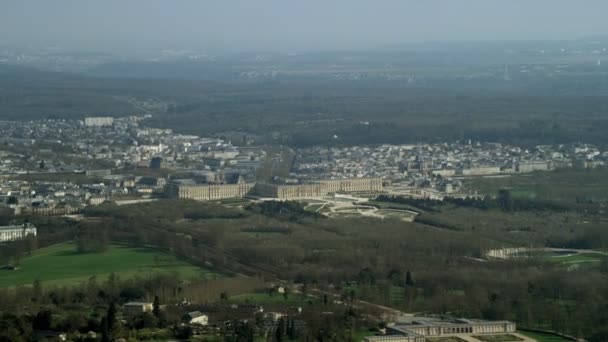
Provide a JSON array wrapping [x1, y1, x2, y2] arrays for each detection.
[[0, 243, 218, 287], [353, 329, 376, 342], [427, 337, 467, 342], [367, 200, 423, 212], [517, 331, 573, 342], [549, 252, 608, 265], [210, 197, 253, 207], [473, 335, 523, 342], [464, 168, 608, 204], [304, 203, 325, 213]]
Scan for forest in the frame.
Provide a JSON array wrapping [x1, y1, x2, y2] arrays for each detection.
[[4, 57, 608, 149], [1, 195, 607, 340]]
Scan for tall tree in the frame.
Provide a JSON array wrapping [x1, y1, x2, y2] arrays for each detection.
[[405, 270, 414, 286], [152, 295, 160, 318]]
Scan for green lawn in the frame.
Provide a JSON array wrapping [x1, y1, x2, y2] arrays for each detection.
[[0, 243, 218, 287], [517, 331, 573, 342], [367, 200, 422, 212], [427, 337, 467, 342], [549, 252, 608, 264], [352, 329, 375, 342], [465, 168, 608, 203], [305, 204, 325, 213], [210, 198, 252, 206], [473, 335, 523, 342]]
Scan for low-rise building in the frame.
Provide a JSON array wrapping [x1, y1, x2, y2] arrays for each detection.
[[386, 318, 515, 338], [166, 179, 255, 201], [0, 223, 37, 242], [187, 311, 209, 325], [123, 302, 154, 315], [84, 116, 114, 127], [516, 161, 552, 173]]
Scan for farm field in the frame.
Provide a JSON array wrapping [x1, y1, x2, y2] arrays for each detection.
[[517, 331, 573, 342], [0, 243, 218, 287]]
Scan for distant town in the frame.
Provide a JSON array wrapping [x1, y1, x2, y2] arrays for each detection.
[[0, 115, 605, 221]]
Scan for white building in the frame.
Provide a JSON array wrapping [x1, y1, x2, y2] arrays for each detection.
[[84, 117, 114, 127], [0, 224, 37, 242], [123, 302, 153, 315], [187, 311, 208, 325]]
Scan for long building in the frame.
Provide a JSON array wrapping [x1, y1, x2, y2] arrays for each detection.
[[255, 178, 383, 199], [167, 177, 383, 200], [388, 318, 515, 336], [166, 179, 255, 201], [364, 318, 516, 342], [0, 224, 37, 243]]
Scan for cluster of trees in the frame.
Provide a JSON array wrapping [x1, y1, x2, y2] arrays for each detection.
[[374, 195, 441, 211], [3, 197, 608, 339], [246, 200, 322, 221], [0, 271, 263, 341], [75, 225, 109, 253], [376, 192, 568, 213]]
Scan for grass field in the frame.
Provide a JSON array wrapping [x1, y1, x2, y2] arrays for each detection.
[[465, 168, 608, 203], [548, 252, 608, 265], [473, 335, 523, 342], [0, 243, 218, 287], [517, 331, 573, 342], [209, 198, 252, 207], [367, 200, 422, 212], [353, 329, 375, 342], [304, 203, 325, 213], [427, 337, 467, 342]]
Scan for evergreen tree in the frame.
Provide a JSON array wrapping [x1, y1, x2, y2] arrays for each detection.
[[101, 302, 118, 341], [275, 318, 285, 342], [152, 295, 160, 317], [405, 270, 414, 286]]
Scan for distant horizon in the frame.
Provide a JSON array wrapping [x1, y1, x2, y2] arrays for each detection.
[[3, 36, 608, 57], [4, 0, 608, 54]]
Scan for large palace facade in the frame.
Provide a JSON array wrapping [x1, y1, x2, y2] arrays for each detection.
[[0, 224, 37, 243], [167, 177, 383, 201]]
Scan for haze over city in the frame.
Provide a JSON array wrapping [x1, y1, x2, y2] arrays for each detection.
[[3, 0, 608, 52], [2, 1, 608, 341]]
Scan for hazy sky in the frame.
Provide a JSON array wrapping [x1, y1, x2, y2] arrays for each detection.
[[2, 0, 608, 53]]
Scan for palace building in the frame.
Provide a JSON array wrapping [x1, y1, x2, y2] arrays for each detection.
[[365, 318, 516, 342], [167, 177, 383, 201], [166, 179, 255, 201], [0, 224, 37, 243]]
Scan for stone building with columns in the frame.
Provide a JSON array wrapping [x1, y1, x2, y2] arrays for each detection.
[[383, 318, 516, 339], [166, 179, 255, 201], [168, 177, 383, 201], [255, 177, 383, 199], [0, 224, 37, 243]]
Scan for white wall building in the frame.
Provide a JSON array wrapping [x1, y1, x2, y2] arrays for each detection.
[[85, 117, 114, 127], [0, 224, 37, 242]]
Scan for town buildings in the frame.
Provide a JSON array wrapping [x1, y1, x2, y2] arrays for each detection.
[[84, 116, 114, 127], [0, 116, 606, 212]]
